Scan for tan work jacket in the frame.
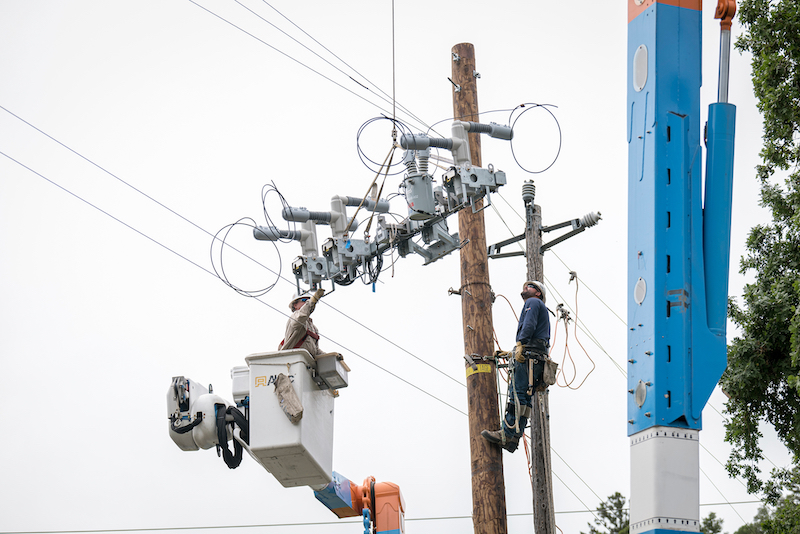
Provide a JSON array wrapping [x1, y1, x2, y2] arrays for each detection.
[[279, 299, 323, 357]]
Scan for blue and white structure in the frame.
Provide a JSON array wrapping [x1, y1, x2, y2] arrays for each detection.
[[627, 1, 736, 532]]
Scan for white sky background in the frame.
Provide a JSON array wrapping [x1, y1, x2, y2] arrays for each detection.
[[0, 1, 787, 533]]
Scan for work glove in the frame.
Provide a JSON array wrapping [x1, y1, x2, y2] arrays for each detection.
[[310, 288, 325, 304], [514, 341, 526, 363]]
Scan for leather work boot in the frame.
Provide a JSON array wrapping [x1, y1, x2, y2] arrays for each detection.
[[480, 429, 519, 453]]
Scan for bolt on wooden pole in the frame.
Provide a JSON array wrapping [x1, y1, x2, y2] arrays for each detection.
[[451, 42, 507, 534], [524, 189, 556, 534]]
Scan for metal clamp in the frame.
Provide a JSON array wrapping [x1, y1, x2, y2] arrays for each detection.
[[464, 354, 478, 371]]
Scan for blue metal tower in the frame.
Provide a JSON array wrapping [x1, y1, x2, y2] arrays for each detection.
[[627, 0, 736, 532]]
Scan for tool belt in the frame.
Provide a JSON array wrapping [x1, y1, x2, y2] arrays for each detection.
[[521, 339, 557, 391], [522, 338, 549, 356]]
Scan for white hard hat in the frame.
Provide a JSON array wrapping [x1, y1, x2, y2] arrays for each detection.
[[289, 291, 312, 310], [523, 280, 546, 303]]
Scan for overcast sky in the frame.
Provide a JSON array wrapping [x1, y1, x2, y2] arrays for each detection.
[[0, 1, 788, 533]]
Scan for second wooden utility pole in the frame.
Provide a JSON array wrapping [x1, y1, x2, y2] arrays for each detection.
[[451, 43, 507, 534], [523, 182, 556, 534]]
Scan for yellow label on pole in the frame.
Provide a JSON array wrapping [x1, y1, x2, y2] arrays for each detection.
[[466, 363, 492, 377]]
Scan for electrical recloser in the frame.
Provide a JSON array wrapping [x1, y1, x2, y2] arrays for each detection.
[[254, 120, 513, 291]]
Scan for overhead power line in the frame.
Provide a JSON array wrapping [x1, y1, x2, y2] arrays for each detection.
[[2, 501, 764, 534], [234, 0, 433, 134], [185, 0, 431, 134]]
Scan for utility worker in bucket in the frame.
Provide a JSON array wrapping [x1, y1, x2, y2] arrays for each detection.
[[482, 280, 551, 452], [279, 287, 326, 357]]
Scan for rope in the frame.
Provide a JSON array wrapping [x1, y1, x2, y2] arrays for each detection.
[[496, 293, 519, 322], [568, 273, 595, 389], [492, 328, 503, 352], [555, 310, 577, 388], [552, 272, 596, 390], [523, 430, 534, 484], [346, 145, 396, 236], [511, 360, 522, 435], [364, 147, 395, 238]]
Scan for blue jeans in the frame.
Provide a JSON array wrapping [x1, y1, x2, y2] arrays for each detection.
[[502, 357, 532, 440]]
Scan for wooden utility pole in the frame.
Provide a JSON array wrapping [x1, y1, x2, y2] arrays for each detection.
[[452, 43, 507, 534], [524, 182, 556, 534]]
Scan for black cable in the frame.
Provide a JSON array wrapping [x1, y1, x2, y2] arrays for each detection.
[[364, 252, 382, 285], [355, 116, 411, 175], [227, 406, 249, 444], [507, 102, 563, 174], [210, 217, 281, 298], [261, 181, 296, 242], [333, 271, 357, 286], [215, 404, 243, 469]]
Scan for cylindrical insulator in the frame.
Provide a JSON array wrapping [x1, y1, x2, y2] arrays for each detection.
[[400, 134, 428, 150], [402, 150, 418, 175], [417, 147, 430, 176], [427, 137, 454, 150], [466, 121, 513, 140], [343, 196, 390, 213], [282, 207, 332, 223], [521, 180, 536, 204], [466, 122, 492, 134], [580, 211, 602, 228], [418, 157, 428, 176], [490, 122, 514, 140], [253, 226, 302, 241]]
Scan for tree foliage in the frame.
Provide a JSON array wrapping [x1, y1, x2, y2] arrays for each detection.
[[582, 492, 629, 534], [700, 511, 724, 534], [581, 493, 729, 534], [721, 0, 800, 501], [761, 468, 800, 533], [733, 474, 800, 534], [733, 506, 768, 534]]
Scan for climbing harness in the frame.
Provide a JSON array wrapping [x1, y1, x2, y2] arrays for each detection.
[[279, 329, 320, 350]]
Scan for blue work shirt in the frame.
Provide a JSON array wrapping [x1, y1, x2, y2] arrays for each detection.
[[516, 297, 550, 345]]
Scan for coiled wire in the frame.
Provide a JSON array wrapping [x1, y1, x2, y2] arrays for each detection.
[[356, 116, 412, 176], [507, 103, 562, 174]]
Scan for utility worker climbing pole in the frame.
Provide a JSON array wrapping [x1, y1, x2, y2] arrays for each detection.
[[482, 280, 552, 452], [280, 288, 326, 356]]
